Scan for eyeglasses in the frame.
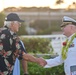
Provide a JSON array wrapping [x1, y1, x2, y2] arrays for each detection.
[[14, 21, 21, 25], [18, 22, 21, 25], [61, 23, 72, 28], [12, 21, 21, 27]]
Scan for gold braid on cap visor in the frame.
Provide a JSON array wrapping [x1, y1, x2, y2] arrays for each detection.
[[61, 22, 72, 27]]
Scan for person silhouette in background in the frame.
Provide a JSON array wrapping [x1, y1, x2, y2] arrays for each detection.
[[13, 40, 28, 75]]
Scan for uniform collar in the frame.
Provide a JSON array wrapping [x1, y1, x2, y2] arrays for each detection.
[[68, 33, 76, 41]]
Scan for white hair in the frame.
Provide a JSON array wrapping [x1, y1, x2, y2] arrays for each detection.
[[4, 21, 12, 28]]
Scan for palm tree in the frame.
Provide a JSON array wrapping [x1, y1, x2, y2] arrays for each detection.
[[55, 0, 64, 5], [72, 2, 76, 9], [67, 2, 76, 10]]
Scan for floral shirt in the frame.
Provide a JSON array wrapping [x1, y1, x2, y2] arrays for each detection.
[[0, 28, 24, 75]]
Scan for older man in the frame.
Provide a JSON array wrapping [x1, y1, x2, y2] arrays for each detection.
[[0, 13, 46, 75], [40, 16, 76, 75]]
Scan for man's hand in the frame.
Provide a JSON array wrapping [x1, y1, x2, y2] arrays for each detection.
[[37, 57, 47, 67]]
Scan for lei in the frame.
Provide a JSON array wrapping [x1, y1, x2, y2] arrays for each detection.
[[61, 33, 76, 60]]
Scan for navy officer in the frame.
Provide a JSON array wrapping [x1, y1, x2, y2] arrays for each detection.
[[40, 16, 76, 75]]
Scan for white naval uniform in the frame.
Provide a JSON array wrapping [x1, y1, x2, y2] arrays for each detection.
[[44, 34, 76, 75]]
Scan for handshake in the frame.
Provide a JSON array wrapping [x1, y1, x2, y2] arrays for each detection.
[[36, 57, 47, 67]]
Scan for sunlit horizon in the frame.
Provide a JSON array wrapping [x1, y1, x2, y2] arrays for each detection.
[[0, 0, 76, 11]]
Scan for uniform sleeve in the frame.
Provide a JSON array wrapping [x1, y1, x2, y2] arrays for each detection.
[[44, 55, 64, 68]]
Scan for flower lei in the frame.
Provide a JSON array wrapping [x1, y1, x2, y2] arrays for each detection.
[[61, 33, 76, 60]]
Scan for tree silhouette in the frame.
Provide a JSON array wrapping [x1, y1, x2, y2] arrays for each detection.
[[67, 2, 76, 9], [0, 12, 5, 28], [72, 2, 76, 9], [55, 0, 64, 5]]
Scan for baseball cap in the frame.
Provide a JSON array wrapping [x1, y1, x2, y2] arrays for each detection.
[[5, 13, 24, 22]]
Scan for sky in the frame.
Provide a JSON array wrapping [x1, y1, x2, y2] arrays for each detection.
[[0, 0, 76, 11]]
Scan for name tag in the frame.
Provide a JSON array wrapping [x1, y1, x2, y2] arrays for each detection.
[[70, 65, 76, 75]]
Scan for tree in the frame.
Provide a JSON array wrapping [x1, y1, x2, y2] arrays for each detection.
[[72, 2, 76, 9], [0, 12, 5, 28], [55, 0, 64, 5], [67, 2, 76, 10]]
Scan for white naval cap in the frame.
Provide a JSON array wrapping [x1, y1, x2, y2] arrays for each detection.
[[61, 16, 76, 27]]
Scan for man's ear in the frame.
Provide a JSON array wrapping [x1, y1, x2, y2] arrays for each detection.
[[11, 22, 14, 25]]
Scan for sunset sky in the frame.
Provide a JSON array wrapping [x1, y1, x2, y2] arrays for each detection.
[[0, 0, 76, 11]]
